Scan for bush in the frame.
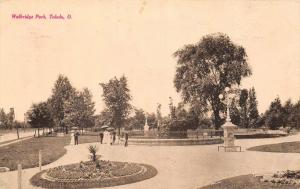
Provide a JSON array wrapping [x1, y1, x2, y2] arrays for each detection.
[[88, 145, 98, 162]]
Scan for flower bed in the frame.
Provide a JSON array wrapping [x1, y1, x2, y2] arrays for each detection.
[[30, 160, 157, 189], [261, 170, 300, 185]]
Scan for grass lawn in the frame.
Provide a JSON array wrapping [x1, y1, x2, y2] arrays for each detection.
[[0, 136, 70, 170], [78, 135, 100, 144], [199, 174, 299, 189], [247, 142, 300, 153]]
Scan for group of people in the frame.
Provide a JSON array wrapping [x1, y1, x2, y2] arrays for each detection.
[[73, 129, 129, 147], [99, 130, 129, 147], [99, 130, 117, 145]]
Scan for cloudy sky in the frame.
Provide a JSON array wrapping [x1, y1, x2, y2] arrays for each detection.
[[0, 0, 299, 120]]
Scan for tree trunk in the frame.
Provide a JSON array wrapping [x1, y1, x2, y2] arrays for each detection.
[[38, 128, 40, 137], [16, 127, 19, 139], [213, 108, 222, 130]]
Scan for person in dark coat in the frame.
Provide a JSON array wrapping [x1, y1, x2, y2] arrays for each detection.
[[99, 132, 104, 144], [124, 132, 129, 147], [74, 131, 79, 145], [112, 131, 116, 144]]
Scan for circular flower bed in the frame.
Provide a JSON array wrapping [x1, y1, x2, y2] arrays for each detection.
[[261, 170, 300, 185], [30, 160, 157, 188]]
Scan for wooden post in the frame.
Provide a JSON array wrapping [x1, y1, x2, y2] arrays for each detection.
[[39, 150, 42, 171], [18, 164, 22, 189]]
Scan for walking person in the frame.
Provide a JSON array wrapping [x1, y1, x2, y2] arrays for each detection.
[[74, 131, 79, 145], [112, 131, 116, 144], [124, 132, 129, 147], [109, 132, 113, 145], [99, 132, 104, 144]]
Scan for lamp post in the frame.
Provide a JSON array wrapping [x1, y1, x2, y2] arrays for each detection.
[[219, 87, 235, 122]]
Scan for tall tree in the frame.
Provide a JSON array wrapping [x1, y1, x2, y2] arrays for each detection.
[[7, 108, 15, 130], [96, 108, 113, 127], [265, 97, 283, 130], [173, 33, 251, 129], [26, 102, 53, 137], [288, 99, 300, 129], [99, 76, 132, 135], [281, 99, 293, 128], [0, 108, 8, 129], [64, 88, 95, 131], [239, 89, 249, 128], [168, 97, 176, 120], [248, 87, 259, 128], [229, 98, 241, 126], [49, 74, 75, 133], [129, 108, 146, 130]]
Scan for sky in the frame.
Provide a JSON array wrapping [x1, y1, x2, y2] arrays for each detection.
[[0, 0, 300, 121]]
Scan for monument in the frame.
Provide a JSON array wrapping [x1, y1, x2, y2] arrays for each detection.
[[144, 117, 150, 132], [218, 87, 241, 152]]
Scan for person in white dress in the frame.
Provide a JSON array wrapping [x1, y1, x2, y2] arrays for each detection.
[[103, 130, 108, 144]]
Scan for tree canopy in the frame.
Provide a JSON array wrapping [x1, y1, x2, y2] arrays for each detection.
[[49, 74, 75, 133], [26, 101, 53, 130], [99, 76, 132, 135], [174, 33, 251, 129], [64, 88, 95, 130]]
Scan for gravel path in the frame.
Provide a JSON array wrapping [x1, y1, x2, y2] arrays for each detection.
[[1, 133, 300, 189]]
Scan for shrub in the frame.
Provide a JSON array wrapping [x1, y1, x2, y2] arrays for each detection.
[[88, 145, 98, 162]]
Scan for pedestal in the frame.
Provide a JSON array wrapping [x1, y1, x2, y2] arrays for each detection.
[[220, 121, 240, 152]]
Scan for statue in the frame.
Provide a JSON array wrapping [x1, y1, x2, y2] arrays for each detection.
[[144, 117, 150, 132]]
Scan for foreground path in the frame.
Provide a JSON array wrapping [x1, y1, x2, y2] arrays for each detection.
[[1, 133, 300, 189]]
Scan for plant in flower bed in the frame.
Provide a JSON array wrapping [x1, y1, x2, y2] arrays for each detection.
[[261, 170, 300, 185]]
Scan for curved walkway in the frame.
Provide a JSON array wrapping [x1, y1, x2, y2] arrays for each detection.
[[1, 133, 300, 189]]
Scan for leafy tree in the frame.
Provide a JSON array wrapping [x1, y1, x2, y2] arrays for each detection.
[[282, 99, 294, 128], [128, 108, 146, 130], [0, 108, 8, 129], [239, 89, 249, 128], [265, 97, 283, 130], [288, 99, 300, 129], [95, 108, 113, 128], [168, 97, 176, 120], [229, 99, 241, 126], [26, 102, 53, 137], [146, 112, 157, 127], [7, 108, 15, 130], [64, 88, 95, 131], [99, 76, 132, 135], [256, 113, 265, 128], [49, 74, 75, 133], [248, 87, 259, 128], [81, 88, 96, 128], [173, 33, 251, 129]]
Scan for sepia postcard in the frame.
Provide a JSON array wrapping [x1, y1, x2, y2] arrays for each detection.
[[0, 0, 300, 189]]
